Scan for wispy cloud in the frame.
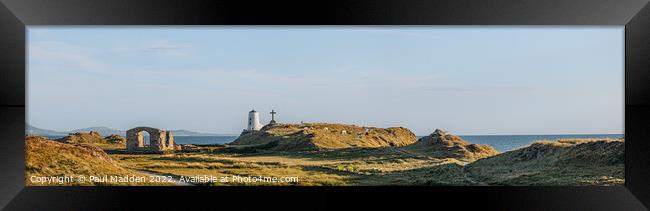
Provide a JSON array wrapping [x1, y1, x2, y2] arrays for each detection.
[[29, 39, 525, 96], [417, 84, 532, 93], [135, 40, 193, 59], [138, 41, 189, 53]]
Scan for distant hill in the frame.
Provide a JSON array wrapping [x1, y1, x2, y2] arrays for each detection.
[[26, 124, 68, 136], [69, 127, 126, 136], [230, 123, 417, 151], [26, 124, 226, 137]]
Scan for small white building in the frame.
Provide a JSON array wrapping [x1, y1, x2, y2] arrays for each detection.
[[247, 110, 262, 131]]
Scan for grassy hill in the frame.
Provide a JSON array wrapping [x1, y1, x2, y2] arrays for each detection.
[[404, 129, 498, 161], [465, 139, 624, 185], [24, 125, 625, 186], [230, 123, 417, 151], [25, 136, 154, 186], [56, 131, 126, 148]]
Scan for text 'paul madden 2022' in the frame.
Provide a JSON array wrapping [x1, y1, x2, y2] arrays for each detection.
[[26, 27, 624, 186]]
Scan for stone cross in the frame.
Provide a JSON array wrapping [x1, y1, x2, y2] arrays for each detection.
[[270, 110, 277, 121]]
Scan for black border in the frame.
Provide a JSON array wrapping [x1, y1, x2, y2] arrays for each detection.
[[1, 0, 650, 210]]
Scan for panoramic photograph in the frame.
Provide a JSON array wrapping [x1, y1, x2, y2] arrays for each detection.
[[26, 27, 624, 186]]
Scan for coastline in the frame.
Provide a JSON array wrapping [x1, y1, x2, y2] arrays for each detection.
[[44, 134, 624, 153]]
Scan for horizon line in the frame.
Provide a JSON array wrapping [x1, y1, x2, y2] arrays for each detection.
[[26, 123, 623, 137]]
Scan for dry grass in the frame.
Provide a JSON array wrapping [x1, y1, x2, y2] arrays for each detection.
[[104, 137, 624, 186], [25, 136, 160, 186], [465, 139, 624, 186], [110, 145, 472, 186], [112, 153, 353, 186], [26, 132, 625, 186], [231, 123, 417, 151], [55, 132, 125, 149]]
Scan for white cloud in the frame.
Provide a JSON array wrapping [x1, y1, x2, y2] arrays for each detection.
[[136, 40, 193, 58]]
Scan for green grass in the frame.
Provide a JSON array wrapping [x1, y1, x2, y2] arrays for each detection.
[[112, 153, 353, 186], [465, 139, 624, 186], [109, 147, 469, 186], [27, 133, 625, 186]]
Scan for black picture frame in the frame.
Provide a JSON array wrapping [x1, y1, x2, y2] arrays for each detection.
[[1, 0, 649, 210]]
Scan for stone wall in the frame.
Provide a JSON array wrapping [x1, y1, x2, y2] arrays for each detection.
[[126, 127, 175, 152]]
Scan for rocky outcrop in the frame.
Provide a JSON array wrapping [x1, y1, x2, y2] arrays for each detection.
[[406, 129, 498, 161], [231, 123, 417, 151]]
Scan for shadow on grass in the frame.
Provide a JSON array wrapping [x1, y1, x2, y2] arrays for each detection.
[[298, 160, 471, 186], [149, 155, 236, 164], [214, 146, 419, 162], [103, 148, 173, 155], [369, 162, 471, 186]]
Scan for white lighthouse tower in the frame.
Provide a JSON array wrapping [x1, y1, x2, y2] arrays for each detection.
[[247, 110, 262, 131]]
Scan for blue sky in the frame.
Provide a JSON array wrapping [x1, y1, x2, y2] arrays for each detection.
[[27, 27, 623, 135]]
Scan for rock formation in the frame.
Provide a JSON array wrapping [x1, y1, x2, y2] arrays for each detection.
[[406, 129, 498, 161]]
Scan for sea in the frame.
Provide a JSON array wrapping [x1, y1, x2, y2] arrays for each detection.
[[45, 135, 238, 146], [45, 134, 623, 152], [456, 134, 623, 152]]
